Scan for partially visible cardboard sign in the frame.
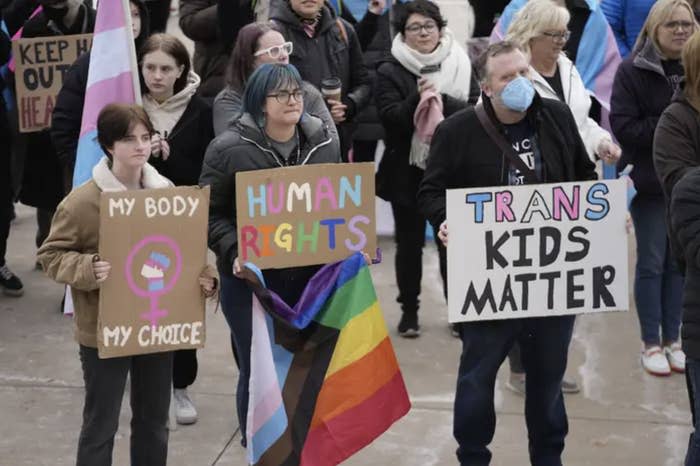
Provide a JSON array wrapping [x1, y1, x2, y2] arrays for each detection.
[[235, 163, 376, 269], [97, 186, 210, 358], [12, 33, 92, 132], [446, 180, 629, 323]]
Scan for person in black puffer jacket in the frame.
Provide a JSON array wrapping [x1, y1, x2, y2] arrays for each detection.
[[51, 0, 149, 192], [670, 166, 700, 465], [200, 64, 339, 446], [376, 0, 479, 337], [179, 0, 228, 102], [270, 0, 371, 161], [17, 0, 95, 252], [610, 0, 694, 376]]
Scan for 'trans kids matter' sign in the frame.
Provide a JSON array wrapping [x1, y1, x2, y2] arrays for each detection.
[[446, 180, 629, 323], [235, 163, 376, 269], [97, 186, 210, 358], [12, 34, 92, 132]]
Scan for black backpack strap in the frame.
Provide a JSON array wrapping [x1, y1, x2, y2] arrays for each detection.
[[474, 103, 539, 184]]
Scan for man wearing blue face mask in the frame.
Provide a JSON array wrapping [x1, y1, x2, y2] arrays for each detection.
[[418, 41, 597, 466]]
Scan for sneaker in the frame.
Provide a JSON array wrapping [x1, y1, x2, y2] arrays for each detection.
[[173, 388, 198, 425], [0, 265, 24, 297], [397, 313, 420, 338], [450, 323, 460, 338], [506, 372, 526, 396], [561, 377, 581, 394], [641, 346, 672, 376], [664, 343, 686, 373]]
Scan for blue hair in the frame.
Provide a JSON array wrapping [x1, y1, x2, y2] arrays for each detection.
[[242, 63, 304, 126]]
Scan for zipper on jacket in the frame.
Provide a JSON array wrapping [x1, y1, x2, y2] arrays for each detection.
[[240, 135, 286, 168], [300, 137, 333, 165]]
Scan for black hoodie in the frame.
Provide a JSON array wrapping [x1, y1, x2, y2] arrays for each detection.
[[50, 0, 150, 188]]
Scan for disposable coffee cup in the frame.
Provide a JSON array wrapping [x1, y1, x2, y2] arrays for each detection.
[[321, 77, 342, 104]]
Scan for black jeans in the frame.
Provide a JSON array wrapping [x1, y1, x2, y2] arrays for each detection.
[[77, 345, 172, 466], [0, 129, 11, 267], [172, 349, 197, 389], [352, 140, 378, 163], [454, 316, 575, 466], [35, 207, 53, 249], [391, 202, 447, 314]]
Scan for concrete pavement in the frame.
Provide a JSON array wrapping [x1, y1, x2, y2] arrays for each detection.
[[0, 203, 692, 466]]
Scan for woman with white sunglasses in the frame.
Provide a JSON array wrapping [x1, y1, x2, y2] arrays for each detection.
[[213, 22, 337, 138]]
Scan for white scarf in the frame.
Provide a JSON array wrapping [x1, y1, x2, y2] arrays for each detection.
[[92, 157, 172, 192], [390, 27, 473, 102]]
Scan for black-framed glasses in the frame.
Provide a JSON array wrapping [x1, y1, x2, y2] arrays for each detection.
[[542, 30, 571, 42], [254, 41, 294, 59], [267, 89, 304, 104], [405, 21, 438, 35], [663, 20, 695, 32]]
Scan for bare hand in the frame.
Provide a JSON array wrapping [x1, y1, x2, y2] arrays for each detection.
[[198, 274, 217, 297], [232, 257, 244, 278], [438, 220, 448, 246], [597, 140, 621, 164], [93, 260, 111, 283], [159, 139, 171, 161], [418, 77, 436, 95], [368, 0, 385, 15], [327, 99, 347, 124]]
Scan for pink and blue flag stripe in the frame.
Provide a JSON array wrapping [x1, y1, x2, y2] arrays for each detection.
[[73, 0, 140, 187]]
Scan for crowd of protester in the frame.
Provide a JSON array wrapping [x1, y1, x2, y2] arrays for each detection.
[[5, 0, 700, 464]]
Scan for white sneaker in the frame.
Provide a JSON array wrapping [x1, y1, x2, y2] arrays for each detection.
[[641, 346, 672, 376], [173, 388, 198, 425], [664, 343, 686, 373]]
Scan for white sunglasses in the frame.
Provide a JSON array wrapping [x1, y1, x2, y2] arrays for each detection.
[[254, 42, 294, 59]]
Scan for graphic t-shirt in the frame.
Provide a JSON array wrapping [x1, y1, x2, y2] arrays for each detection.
[[662, 59, 684, 93], [503, 118, 542, 185]]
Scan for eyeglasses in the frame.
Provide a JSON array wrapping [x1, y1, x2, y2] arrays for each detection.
[[267, 89, 304, 104], [254, 42, 294, 59], [541, 30, 571, 42], [663, 20, 695, 32], [405, 21, 438, 35]]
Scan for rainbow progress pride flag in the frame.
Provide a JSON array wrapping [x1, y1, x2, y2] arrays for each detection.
[[244, 253, 410, 466]]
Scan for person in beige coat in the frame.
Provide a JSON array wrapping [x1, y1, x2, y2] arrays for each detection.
[[37, 103, 216, 466]]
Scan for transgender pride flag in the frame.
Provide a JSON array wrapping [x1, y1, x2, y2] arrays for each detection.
[[73, 0, 140, 187]]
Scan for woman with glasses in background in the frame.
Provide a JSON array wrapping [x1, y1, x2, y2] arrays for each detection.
[[500, 0, 622, 397], [212, 22, 336, 138], [611, 0, 697, 377]]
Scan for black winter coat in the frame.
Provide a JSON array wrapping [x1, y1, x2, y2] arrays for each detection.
[[179, 0, 228, 99], [670, 167, 700, 358], [51, 0, 150, 183], [18, 2, 95, 209], [418, 95, 597, 229], [376, 56, 480, 207], [654, 88, 700, 203], [199, 113, 339, 305], [148, 96, 214, 186], [270, 1, 371, 160], [610, 39, 675, 196]]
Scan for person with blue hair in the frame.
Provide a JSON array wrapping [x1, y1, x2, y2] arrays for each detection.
[[199, 62, 340, 445]]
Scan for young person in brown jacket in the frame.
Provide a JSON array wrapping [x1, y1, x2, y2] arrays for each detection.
[[37, 104, 217, 466]]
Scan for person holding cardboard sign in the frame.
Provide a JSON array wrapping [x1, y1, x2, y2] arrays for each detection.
[[37, 103, 217, 466], [418, 41, 596, 466], [200, 63, 340, 445]]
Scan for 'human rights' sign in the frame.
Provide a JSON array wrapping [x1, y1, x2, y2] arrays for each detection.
[[235, 163, 376, 269]]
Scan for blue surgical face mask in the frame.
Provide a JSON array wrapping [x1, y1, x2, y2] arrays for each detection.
[[498, 76, 535, 112]]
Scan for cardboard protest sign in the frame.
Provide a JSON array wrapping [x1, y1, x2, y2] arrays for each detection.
[[97, 186, 210, 358], [446, 180, 629, 323], [12, 34, 92, 132], [235, 163, 376, 269]]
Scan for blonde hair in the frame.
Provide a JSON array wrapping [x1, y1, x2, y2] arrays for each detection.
[[505, 0, 570, 54], [633, 0, 698, 54], [683, 31, 700, 111]]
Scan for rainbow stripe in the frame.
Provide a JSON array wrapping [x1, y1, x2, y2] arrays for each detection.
[[73, 0, 140, 187], [245, 253, 410, 465]]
